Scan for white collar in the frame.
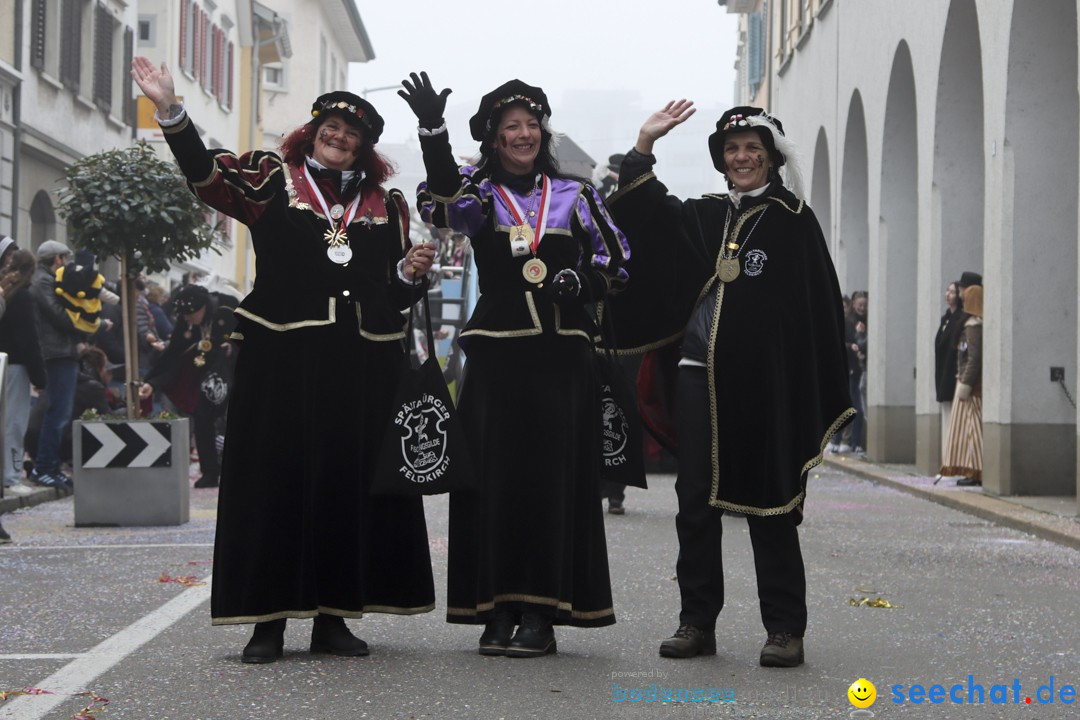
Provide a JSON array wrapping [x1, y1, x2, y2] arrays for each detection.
[[305, 156, 359, 190], [729, 182, 770, 210]]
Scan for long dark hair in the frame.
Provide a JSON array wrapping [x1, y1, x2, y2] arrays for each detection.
[[279, 114, 395, 189], [472, 102, 578, 181], [0, 249, 35, 298]]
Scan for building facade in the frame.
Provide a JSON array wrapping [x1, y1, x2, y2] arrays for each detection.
[[135, 0, 251, 292], [13, 0, 139, 250], [727, 0, 1079, 504]]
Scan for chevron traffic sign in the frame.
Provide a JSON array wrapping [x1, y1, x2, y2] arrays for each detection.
[[81, 422, 173, 468]]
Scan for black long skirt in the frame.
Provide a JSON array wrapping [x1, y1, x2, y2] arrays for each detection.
[[210, 306, 435, 624], [446, 334, 615, 628]]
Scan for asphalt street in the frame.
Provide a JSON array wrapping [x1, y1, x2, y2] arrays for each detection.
[[2, 464, 1079, 719]]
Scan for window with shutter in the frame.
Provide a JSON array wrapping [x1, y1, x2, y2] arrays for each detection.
[[194, 4, 203, 84], [226, 40, 233, 110], [123, 26, 134, 125], [60, 0, 81, 91], [31, 0, 46, 70], [179, 0, 188, 70], [216, 25, 224, 99], [93, 2, 114, 112], [202, 13, 212, 90]]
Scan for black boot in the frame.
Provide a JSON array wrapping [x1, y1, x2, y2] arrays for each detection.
[[242, 619, 286, 664], [193, 474, 219, 488], [506, 612, 556, 658], [478, 609, 516, 656], [310, 614, 369, 657]]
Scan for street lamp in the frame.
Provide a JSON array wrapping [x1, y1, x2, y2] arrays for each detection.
[[361, 85, 400, 98]]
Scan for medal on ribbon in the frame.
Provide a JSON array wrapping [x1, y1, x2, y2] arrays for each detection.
[[522, 257, 548, 284], [495, 175, 551, 275], [302, 164, 363, 266]]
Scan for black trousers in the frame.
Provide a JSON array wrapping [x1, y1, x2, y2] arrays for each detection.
[[193, 402, 223, 483], [674, 366, 806, 636]]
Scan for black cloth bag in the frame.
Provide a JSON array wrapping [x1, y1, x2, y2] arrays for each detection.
[[596, 305, 647, 489], [371, 291, 474, 496]]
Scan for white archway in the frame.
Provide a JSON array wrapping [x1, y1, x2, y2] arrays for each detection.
[[811, 127, 832, 252], [870, 41, 919, 462], [839, 92, 868, 296], [919, 0, 986, 473]]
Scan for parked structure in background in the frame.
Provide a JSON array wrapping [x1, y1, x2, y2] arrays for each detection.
[[722, 0, 1079, 506]]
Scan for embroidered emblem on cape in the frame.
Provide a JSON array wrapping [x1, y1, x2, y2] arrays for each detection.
[[601, 392, 630, 464], [200, 372, 229, 406], [394, 395, 452, 483], [744, 249, 768, 277]]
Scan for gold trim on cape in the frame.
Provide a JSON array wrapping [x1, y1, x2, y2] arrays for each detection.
[[234, 298, 337, 332], [447, 593, 614, 621], [212, 602, 437, 626], [459, 292, 543, 340], [354, 303, 409, 341], [607, 170, 655, 205]]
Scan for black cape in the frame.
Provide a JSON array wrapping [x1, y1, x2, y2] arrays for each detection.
[[607, 172, 853, 519]]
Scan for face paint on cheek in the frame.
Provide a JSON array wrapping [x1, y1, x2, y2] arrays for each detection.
[[319, 129, 329, 140], [499, 134, 509, 149], [754, 155, 765, 168]]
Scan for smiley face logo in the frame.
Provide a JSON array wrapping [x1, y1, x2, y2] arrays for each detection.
[[848, 678, 877, 708]]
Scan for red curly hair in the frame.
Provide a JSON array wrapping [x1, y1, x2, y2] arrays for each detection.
[[279, 114, 395, 188]]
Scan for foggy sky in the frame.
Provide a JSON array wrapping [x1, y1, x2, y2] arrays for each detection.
[[349, 1, 741, 198]]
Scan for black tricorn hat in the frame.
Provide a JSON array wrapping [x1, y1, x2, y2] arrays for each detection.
[[707, 106, 786, 174], [607, 153, 626, 172], [309, 91, 385, 144], [958, 271, 983, 289], [469, 80, 550, 142], [174, 284, 211, 315]]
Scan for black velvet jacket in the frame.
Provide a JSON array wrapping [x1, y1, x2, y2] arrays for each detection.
[[162, 115, 424, 341]]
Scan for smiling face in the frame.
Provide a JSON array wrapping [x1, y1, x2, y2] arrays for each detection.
[[723, 130, 773, 193], [493, 106, 542, 175], [312, 114, 363, 171], [847, 679, 877, 709]]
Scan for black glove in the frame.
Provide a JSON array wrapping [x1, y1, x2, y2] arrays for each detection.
[[398, 71, 452, 129], [549, 268, 581, 302]]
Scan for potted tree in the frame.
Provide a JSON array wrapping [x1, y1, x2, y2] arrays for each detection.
[[56, 141, 220, 525]]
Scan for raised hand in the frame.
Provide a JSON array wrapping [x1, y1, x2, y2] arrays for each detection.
[[130, 56, 179, 114], [635, 99, 696, 155], [398, 71, 452, 128]]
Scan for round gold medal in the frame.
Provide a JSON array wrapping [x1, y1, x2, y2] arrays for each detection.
[[522, 257, 548, 284], [198, 339, 212, 352], [719, 257, 741, 283]]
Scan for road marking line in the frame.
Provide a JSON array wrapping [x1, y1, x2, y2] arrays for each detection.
[[0, 654, 84, 660], [0, 543, 213, 551], [0, 575, 212, 720]]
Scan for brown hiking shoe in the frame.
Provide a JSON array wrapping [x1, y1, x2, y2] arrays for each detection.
[[759, 632, 804, 667], [659, 624, 716, 658]]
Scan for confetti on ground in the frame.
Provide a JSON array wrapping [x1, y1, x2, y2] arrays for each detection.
[[159, 572, 206, 587], [848, 596, 903, 609], [1, 688, 109, 719]]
